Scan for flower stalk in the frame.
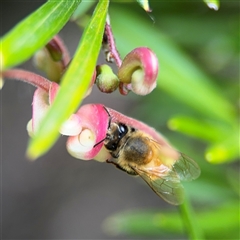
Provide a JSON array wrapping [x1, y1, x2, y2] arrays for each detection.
[[2, 69, 51, 91], [103, 15, 122, 68]]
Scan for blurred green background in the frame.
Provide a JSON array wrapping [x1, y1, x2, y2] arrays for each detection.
[[1, 0, 239, 239], [104, 1, 239, 239]]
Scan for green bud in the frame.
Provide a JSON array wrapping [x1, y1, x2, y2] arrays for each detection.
[[96, 64, 119, 93]]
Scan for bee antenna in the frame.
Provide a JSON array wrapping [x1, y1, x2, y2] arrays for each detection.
[[93, 137, 106, 148], [103, 106, 112, 129]]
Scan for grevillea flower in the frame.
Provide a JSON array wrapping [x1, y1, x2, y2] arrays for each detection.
[[65, 103, 179, 163], [3, 67, 176, 164], [2, 68, 96, 140], [27, 82, 85, 137], [118, 47, 159, 95], [24, 82, 178, 163], [66, 104, 111, 161]]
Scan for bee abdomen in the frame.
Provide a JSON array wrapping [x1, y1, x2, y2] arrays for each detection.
[[123, 137, 151, 164]]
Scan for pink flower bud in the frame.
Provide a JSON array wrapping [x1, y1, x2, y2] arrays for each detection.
[[60, 114, 82, 136], [28, 82, 59, 135], [118, 47, 159, 95], [46, 36, 64, 62], [66, 104, 110, 161], [30, 88, 50, 134]]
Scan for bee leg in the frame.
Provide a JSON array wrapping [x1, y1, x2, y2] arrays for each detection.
[[106, 159, 118, 166], [106, 159, 137, 176]]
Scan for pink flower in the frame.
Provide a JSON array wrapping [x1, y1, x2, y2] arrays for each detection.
[[66, 104, 111, 161], [65, 104, 179, 163], [26, 82, 84, 136], [118, 47, 159, 95], [3, 68, 177, 163]]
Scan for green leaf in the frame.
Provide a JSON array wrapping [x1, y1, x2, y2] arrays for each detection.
[[71, 0, 97, 21], [1, 0, 81, 69], [205, 131, 239, 164], [168, 115, 230, 143], [136, 0, 151, 12], [103, 202, 239, 239], [203, 0, 220, 11], [27, 0, 109, 159], [168, 116, 239, 163], [226, 168, 240, 197]]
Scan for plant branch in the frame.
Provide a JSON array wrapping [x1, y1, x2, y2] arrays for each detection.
[[2, 69, 51, 92], [103, 16, 122, 68]]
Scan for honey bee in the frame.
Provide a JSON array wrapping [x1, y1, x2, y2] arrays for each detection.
[[103, 108, 201, 205]]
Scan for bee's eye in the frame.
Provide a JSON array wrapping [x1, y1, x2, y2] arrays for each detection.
[[118, 124, 128, 135]]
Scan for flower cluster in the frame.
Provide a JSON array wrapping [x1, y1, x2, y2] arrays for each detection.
[[1, 19, 162, 161]]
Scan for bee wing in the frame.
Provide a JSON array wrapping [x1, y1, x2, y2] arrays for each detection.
[[172, 153, 201, 181], [149, 139, 201, 182], [131, 165, 185, 205]]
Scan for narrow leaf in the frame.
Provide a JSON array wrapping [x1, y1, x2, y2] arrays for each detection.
[[103, 202, 239, 239], [71, 0, 97, 21], [205, 131, 239, 163], [27, 0, 109, 159], [1, 0, 81, 69], [203, 0, 220, 11], [168, 115, 230, 143], [136, 0, 152, 12]]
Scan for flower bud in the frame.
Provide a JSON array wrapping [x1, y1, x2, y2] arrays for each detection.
[[28, 82, 59, 135], [118, 47, 159, 95], [46, 37, 63, 62], [33, 48, 63, 82], [67, 128, 97, 160], [60, 114, 82, 136], [33, 36, 70, 83], [30, 88, 50, 134], [66, 104, 110, 161], [96, 64, 119, 93]]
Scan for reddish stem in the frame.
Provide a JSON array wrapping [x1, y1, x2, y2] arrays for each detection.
[[104, 23, 122, 68], [2, 69, 51, 92]]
